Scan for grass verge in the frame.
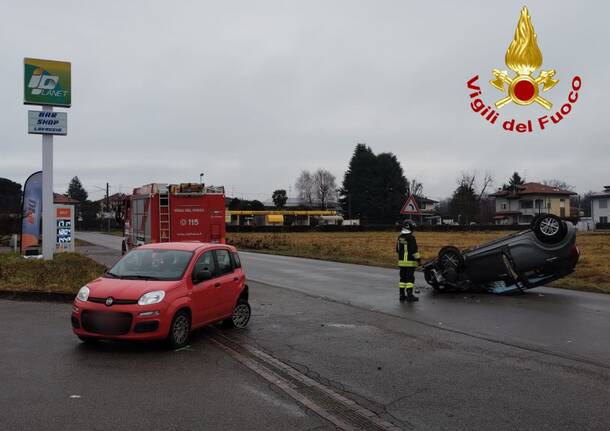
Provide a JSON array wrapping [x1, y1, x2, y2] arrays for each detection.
[[227, 231, 610, 294], [0, 252, 106, 295]]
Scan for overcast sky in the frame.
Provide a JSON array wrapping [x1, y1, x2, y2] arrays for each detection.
[[1, 0, 607, 202]]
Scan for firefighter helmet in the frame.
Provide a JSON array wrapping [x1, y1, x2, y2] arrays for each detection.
[[402, 220, 416, 231]]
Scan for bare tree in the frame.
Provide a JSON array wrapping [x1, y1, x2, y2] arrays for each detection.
[[450, 172, 495, 224], [542, 179, 574, 191], [459, 171, 494, 201], [406, 178, 424, 197], [313, 169, 337, 209], [477, 172, 494, 201], [459, 172, 476, 190], [295, 170, 315, 207]]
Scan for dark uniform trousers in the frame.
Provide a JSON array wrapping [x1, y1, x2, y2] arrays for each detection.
[[399, 267, 415, 291]]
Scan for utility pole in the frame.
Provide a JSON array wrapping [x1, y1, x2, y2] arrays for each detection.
[[106, 182, 110, 233]]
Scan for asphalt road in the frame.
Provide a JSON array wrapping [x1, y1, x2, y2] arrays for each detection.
[[240, 252, 610, 368], [75, 232, 610, 367], [0, 298, 330, 431], [61, 232, 610, 430], [77, 231, 123, 252], [2, 282, 609, 430]]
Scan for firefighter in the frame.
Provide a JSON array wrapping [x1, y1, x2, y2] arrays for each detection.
[[397, 220, 421, 302]]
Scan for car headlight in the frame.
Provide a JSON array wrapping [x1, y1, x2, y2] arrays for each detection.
[[138, 290, 165, 306], [77, 286, 90, 302]]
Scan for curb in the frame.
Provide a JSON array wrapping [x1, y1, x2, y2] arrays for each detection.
[[0, 290, 75, 303]]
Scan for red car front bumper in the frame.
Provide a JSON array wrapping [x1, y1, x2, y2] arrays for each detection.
[[71, 298, 172, 341]]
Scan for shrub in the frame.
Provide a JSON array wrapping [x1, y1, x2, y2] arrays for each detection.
[[0, 252, 106, 294]]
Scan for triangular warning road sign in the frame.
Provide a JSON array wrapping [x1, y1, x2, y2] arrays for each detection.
[[400, 194, 421, 215]]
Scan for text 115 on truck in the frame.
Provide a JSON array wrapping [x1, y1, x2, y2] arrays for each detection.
[[122, 183, 226, 254]]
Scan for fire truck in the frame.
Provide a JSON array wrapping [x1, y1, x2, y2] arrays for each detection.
[[122, 183, 226, 254]]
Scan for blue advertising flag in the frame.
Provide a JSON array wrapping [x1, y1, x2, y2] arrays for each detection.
[[21, 171, 42, 253]]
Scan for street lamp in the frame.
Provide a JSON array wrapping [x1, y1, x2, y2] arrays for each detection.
[[199, 173, 204, 185]]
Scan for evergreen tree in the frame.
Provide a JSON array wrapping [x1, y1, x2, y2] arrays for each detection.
[[0, 178, 22, 214], [449, 176, 478, 225], [373, 153, 408, 223], [78, 200, 99, 230], [340, 143, 407, 224], [67, 176, 88, 202], [503, 172, 525, 190], [272, 189, 287, 209], [250, 200, 265, 211], [228, 198, 242, 211]]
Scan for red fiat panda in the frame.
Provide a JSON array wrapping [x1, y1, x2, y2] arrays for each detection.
[[71, 242, 250, 348]]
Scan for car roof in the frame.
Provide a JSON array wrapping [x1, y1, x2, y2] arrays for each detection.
[[138, 242, 236, 252]]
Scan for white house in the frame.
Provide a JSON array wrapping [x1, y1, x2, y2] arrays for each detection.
[[591, 186, 610, 227]]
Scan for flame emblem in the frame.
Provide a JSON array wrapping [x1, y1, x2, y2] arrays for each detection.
[[490, 6, 558, 110]]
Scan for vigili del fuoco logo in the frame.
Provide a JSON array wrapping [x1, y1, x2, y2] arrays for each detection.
[[467, 6, 581, 133]]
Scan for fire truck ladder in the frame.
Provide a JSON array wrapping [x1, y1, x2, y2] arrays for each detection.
[[159, 191, 171, 242]]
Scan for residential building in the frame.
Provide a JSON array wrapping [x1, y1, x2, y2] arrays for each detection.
[[94, 193, 127, 219], [490, 182, 576, 225], [415, 196, 441, 225], [53, 193, 79, 206], [591, 186, 610, 227]]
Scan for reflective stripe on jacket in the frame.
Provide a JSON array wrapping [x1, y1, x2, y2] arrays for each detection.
[[396, 232, 420, 267]]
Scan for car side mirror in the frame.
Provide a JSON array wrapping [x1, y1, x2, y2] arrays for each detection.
[[194, 269, 213, 284]]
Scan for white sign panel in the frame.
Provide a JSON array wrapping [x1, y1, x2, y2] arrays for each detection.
[[28, 110, 67, 135]]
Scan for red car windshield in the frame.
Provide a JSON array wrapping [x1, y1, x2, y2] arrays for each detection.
[[106, 249, 193, 281]]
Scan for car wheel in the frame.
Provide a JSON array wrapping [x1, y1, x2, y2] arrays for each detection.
[[423, 267, 439, 287], [532, 214, 567, 244], [438, 246, 465, 272], [77, 335, 99, 344], [224, 299, 251, 329], [167, 310, 191, 349]]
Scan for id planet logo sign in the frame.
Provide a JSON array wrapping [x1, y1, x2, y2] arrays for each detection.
[[23, 58, 71, 107]]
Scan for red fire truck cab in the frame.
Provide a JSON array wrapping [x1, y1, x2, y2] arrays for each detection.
[[122, 183, 226, 254]]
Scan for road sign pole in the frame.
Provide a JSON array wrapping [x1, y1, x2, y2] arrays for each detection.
[[41, 105, 54, 260]]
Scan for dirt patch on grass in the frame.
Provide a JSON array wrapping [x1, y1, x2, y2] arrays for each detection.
[[227, 231, 610, 294], [0, 252, 106, 295]]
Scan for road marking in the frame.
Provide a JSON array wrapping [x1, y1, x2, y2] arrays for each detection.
[[210, 332, 406, 431], [324, 323, 358, 329]]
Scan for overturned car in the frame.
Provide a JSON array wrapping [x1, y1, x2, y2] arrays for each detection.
[[423, 214, 580, 294]]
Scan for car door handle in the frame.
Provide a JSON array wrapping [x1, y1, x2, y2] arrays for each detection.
[[214, 282, 221, 288], [233, 277, 239, 282]]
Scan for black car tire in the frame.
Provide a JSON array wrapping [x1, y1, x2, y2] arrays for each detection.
[[438, 246, 465, 272], [424, 267, 439, 288], [167, 310, 191, 349], [223, 299, 251, 329], [532, 214, 567, 244], [77, 335, 99, 344]]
